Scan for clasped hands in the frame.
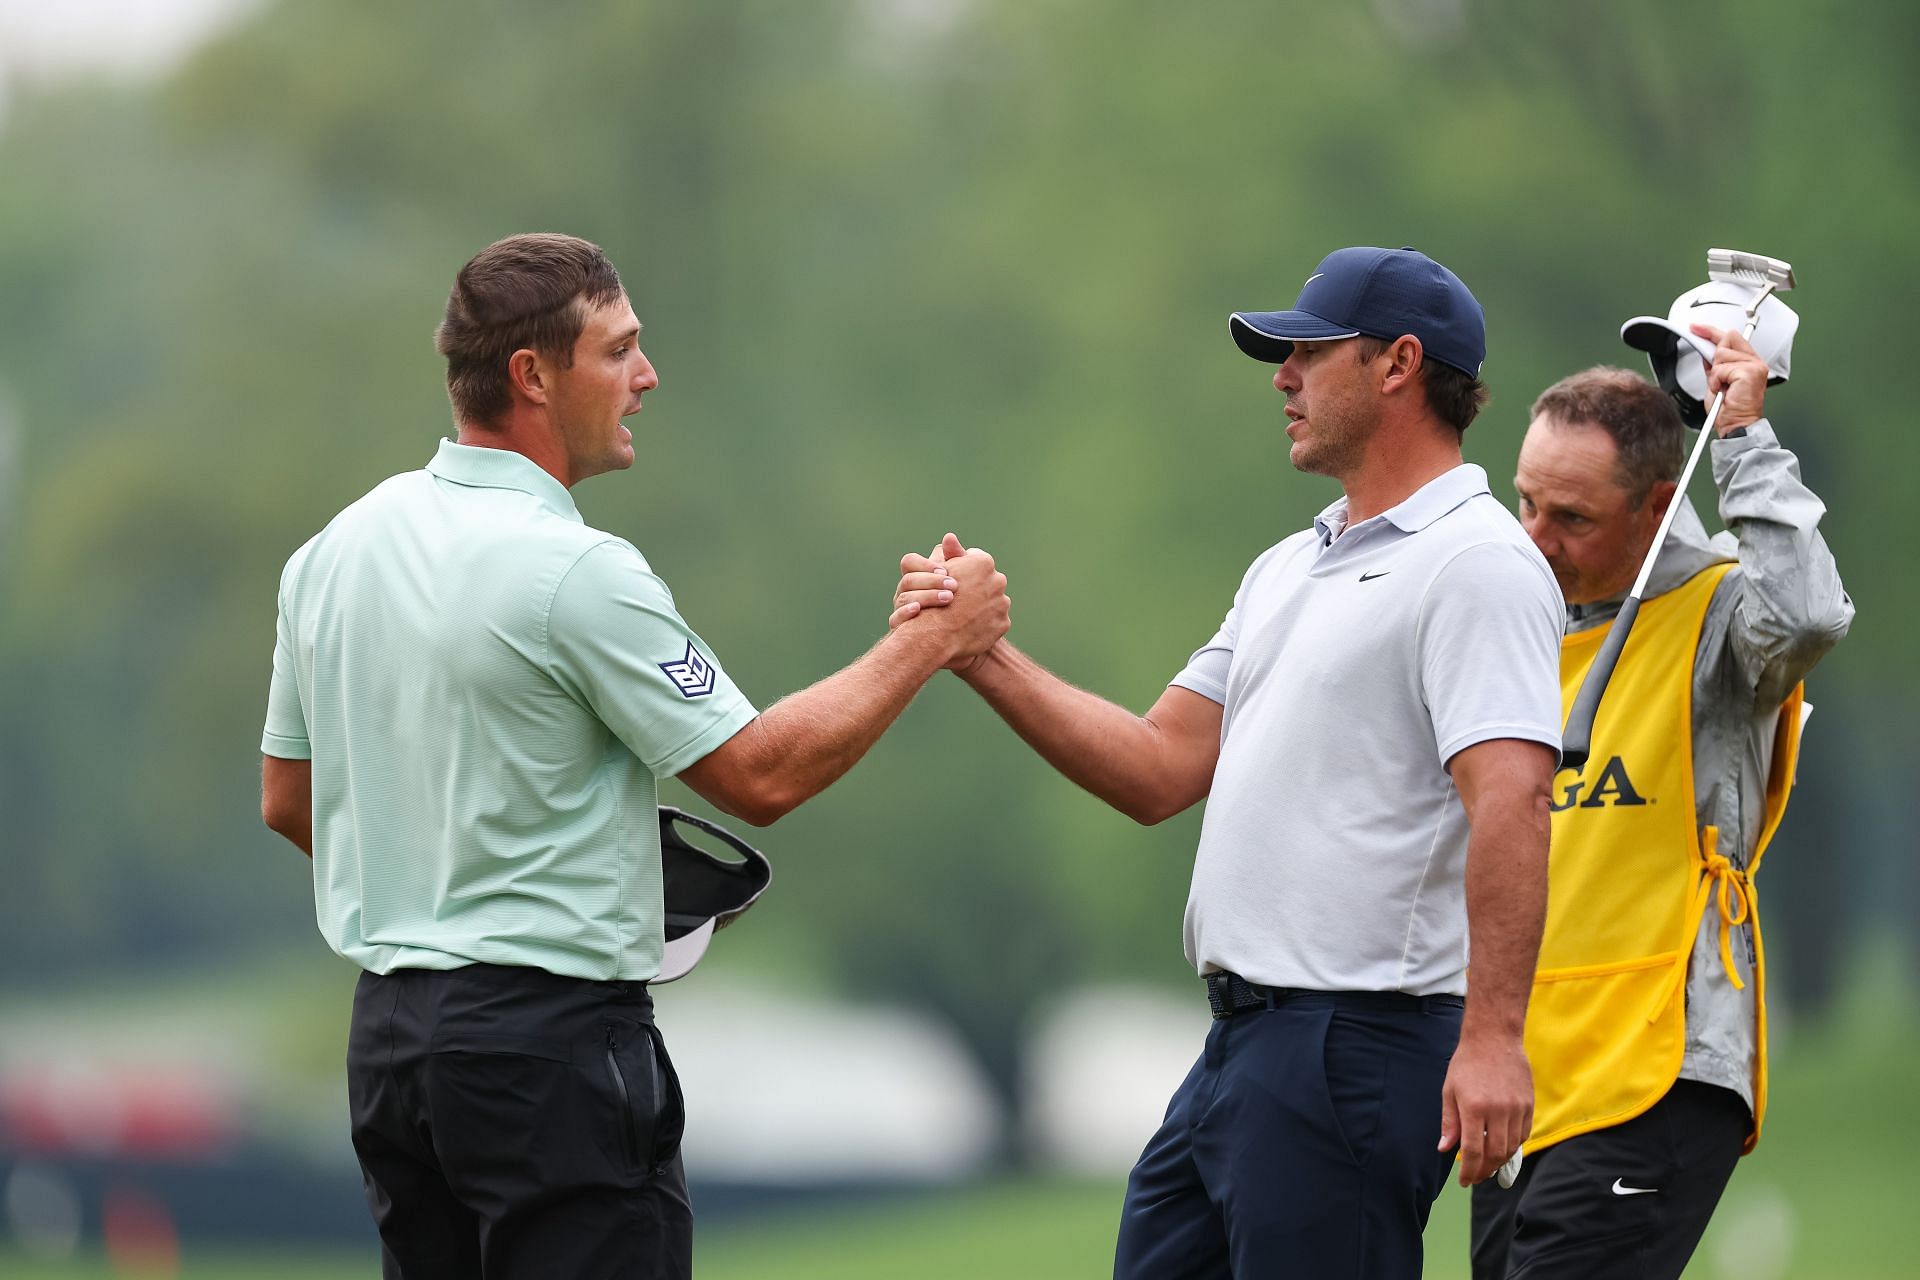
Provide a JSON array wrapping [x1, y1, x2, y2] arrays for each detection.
[[889, 532, 1010, 672]]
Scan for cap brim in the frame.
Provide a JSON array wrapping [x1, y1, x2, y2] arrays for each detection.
[[655, 917, 715, 985], [654, 805, 774, 984], [1621, 316, 1715, 363], [1229, 310, 1361, 363]]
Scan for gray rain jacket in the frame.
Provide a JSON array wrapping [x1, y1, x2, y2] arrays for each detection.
[[1562, 419, 1852, 1110]]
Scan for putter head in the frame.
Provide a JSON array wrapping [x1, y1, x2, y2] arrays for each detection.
[[1708, 248, 1795, 293]]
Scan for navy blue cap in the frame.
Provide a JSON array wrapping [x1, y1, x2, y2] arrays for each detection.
[[1229, 246, 1486, 378]]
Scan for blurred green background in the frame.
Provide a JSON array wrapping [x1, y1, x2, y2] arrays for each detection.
[[0, 0, 1913, 1275]]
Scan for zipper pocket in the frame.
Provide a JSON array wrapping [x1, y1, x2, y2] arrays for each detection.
[[604, 1026, 640, 1166], [647, 1036, 667, 1174]]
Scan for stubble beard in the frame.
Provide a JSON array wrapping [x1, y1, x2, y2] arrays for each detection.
[[1289, 408, 1373, 480]]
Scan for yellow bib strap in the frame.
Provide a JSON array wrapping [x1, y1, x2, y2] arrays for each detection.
[[1700, 826, 1753, 990], [1647, 826, 1754, 1022]]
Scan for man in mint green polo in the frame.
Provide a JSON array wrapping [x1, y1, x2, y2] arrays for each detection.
[[259, 233, 1009, 1280]]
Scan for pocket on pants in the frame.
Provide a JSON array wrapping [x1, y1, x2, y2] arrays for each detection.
[[645, 1024, 687, 1173], [422, 1045, 615, 1203], [1318, 1010, 1391, 1168], [604, 1020, 685, 1178]]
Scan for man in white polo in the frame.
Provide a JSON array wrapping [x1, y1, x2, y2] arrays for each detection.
[[897, 247, 1562, 1277], [259, 233, 1009, 1280]]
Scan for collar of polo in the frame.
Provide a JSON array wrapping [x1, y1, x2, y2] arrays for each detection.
[[425, 438, 583, 523], [1314, 463, 1490, 541], [1380, 463, 1489, 532]]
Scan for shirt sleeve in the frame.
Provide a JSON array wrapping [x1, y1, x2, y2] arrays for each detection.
[[1708, 419, 1855, 706], [545, 540, 758, 778], [260, 582, 311, 760], [1418, 540, 1564, 766]]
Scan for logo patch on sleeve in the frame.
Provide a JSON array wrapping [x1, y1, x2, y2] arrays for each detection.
[[658, 642, 717, 698]]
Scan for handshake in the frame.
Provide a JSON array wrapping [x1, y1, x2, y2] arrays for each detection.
[[888, 531, 1011, 674]]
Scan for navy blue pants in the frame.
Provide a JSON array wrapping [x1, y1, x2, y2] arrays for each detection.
[[1114, 989, 1464, 1280]]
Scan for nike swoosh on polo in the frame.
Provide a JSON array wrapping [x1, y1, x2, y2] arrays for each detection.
[[1359, 571, 1391, 582], [1610, 1178, 1659, 1196]]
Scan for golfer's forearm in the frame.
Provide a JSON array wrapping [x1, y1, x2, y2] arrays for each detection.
[[1461, 796, 1549, 1037], [720, 626, 950, 823], [960, 641, 1192, 823], [261, 757, 314, 858]]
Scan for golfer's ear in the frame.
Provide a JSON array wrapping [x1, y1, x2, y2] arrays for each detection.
[[507, 348, 549, 405], [1380, 336, 1423, 394]]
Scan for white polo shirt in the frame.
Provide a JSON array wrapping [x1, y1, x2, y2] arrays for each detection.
[[1171, 464, 1562, 996]]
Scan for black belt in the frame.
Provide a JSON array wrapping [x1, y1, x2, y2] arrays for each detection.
[[1205, 971, 1464, 1019]]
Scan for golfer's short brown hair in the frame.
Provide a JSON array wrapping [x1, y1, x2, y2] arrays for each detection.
[[1354, 337, 1490, 434], [1531, 366, 1686, 505], [435, 234, 625, 426]]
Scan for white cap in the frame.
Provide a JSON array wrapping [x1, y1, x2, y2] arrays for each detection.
[[1621, 280, 1797, 428], [658, 917, 719, 985]]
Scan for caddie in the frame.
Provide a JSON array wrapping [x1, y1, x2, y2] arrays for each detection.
[[1473, 297, 1853, 1278]]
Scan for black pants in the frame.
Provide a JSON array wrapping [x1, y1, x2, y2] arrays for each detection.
[[1469, 1079, 1750, 1279], [1113, 988, 1464, 1280], [347, 964, 690, 1280]]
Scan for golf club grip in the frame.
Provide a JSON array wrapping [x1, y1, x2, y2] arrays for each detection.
[[1559, 595, 1641, 771]]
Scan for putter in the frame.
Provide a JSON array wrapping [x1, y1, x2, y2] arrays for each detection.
[[1559, 249, 1796, 769]]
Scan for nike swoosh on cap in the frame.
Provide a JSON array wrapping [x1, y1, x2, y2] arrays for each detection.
[[1304, 273, 1325, 285], [1610, 1178, 1659, 1196]]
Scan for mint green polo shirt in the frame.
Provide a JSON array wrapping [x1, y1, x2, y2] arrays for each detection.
[[262, 440, 758, 980]]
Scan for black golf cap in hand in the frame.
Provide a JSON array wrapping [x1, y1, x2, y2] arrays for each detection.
[[657, 806, 772, 983]]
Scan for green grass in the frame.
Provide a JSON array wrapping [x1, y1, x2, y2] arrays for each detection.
[[700, 1180, 1123, 1279]]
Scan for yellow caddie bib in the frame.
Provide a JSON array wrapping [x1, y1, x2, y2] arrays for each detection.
[[1524, 562, 1802, 1156]]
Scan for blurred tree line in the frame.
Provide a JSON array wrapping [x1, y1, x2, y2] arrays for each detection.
[[0, 0, 1912, 1097]]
